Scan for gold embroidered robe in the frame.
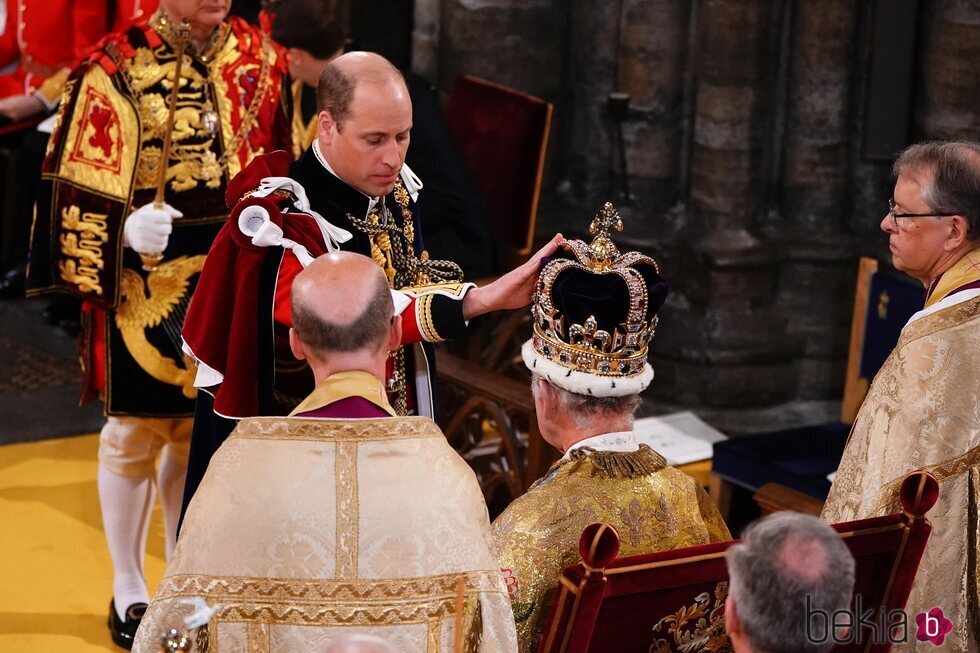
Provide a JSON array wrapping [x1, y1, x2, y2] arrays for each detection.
[[492, 444, 731, 653], [822, 249, 980, 652], [134, 414, 518, 652]]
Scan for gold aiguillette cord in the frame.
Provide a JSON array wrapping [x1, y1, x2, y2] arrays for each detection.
[[139, 19, 190, 272]]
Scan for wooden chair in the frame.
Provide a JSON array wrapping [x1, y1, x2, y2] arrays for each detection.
[[436, 78, 557, 509], [710, 257, 922, 518], [539, 471, 938, 653], [444, 75, 553, 261]]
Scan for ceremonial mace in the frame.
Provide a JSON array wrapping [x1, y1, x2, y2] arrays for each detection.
[[139, 19, 191, 272]]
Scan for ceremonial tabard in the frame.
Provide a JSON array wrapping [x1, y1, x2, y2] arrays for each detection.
[[26, 10, 291, 415], [134, 412, 518, 652], [823, 248, 980, 652]]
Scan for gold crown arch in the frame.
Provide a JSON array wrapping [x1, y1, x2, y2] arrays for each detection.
[[530, 202, 661, 379]]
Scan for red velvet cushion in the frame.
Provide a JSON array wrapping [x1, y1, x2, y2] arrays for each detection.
[[444, 75, 551, 254]]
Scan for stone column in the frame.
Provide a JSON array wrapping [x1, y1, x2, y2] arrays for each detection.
[[615, 0, 691, 210], [651, 0, 798, 417], [915, 0, 980, 140], [436, 0, 564, 98], [556, 0, 622, 203], [775, 0, 860, 400], [412, 0, 441, 82]]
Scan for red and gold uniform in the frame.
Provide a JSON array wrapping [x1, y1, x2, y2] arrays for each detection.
[[26, 9, 293, 417]]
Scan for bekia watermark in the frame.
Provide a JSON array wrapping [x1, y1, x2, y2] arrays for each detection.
[[915, 607, 953, 646], [806, 595, 954, 646]]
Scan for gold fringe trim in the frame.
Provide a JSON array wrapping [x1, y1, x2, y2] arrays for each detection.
[[567, 443, 666, 479]]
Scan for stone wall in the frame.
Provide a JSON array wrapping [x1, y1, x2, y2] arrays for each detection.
[[415, 0, 980, 428]]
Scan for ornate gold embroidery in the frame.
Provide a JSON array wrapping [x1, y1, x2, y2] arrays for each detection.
[[246, 622, 269, 653], [152, 572, 507, 627], [650, 582, 732, 653], [46, 77, 76, 157], [969, 468, 980, 648], [114, 255, 205, 396], [393, 183, 417, 272], [493, 457, 731, 652], [57, 65, 138, 199], [427, 618, 441, 653], [230, 416, 445, 443], [58, 205, 109, 294], [209, 28, 275, 179], [335, 440, 359, 580], [402, 282, 471, 299], [873, 444, 980, 515], [900, 295, 980, 347]]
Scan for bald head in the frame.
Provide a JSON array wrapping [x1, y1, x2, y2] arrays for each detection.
[[292, 252, 393, 355], [317, 51, 407, 125]]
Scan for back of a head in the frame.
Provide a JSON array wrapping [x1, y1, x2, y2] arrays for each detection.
[[893, 140, 980, 243], [317, 51, 406, 121], [726, 512, 856, 653], [324, 634, 398, 653], [291, 252, 393, 356], [271, 0, 346, 59], [541, 380, 642, 429]]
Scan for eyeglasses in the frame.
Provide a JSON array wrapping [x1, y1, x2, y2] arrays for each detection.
[[888, 197, 957, 228]]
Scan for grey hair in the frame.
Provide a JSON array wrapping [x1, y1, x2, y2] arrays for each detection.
[[531, 374, 641, 428], [324, 634, 399, 653], [725, 512, 855, 653], [893, 140, 980, 242]]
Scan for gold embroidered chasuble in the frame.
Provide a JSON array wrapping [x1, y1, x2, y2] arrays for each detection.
[[134, 412, 518, 652], [822, 248, 980, 653], [491, 443, 732, 653]]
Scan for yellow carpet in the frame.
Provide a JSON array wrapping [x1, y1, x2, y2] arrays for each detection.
[[0, 434, 166, 651]]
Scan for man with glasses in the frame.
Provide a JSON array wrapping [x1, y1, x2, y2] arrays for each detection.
[[823, 141, 980, 652]]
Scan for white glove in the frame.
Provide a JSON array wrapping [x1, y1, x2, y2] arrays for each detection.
[[123, 202, 183, 252]]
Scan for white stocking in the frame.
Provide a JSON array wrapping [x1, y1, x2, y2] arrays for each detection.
[[157, 444, 187, 560], [98, 463, 154, 620]]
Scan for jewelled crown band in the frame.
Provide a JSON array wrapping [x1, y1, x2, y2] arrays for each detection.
[[523, 202, 667, 397]]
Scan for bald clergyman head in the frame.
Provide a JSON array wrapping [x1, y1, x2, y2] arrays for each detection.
[[289, 252, 401, 383]]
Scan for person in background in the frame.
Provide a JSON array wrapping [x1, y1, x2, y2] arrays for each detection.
[[134, 253, 518, 652], [491, 204, 731, 652], [823, 141, 980, 652], [179, 51, 558, 520], [24, 0, 292, 646], [725, 512, 855, 653], [270, 0, 495, 278]]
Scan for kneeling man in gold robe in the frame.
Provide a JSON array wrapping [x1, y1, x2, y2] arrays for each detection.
[[823, 141, 980, 652], [134, 252, 518, 652], [491, 204, 731, 653]]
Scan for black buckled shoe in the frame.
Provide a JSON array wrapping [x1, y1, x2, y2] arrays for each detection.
[[108, 599, 147, 650]]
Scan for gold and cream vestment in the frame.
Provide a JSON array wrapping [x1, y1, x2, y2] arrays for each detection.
[[134, 399, 518, 652], [492, 433, 731, 653], [823, 248, 980, 652]]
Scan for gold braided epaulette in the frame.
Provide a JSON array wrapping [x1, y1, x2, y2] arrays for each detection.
[[568, 443, 667, 479]]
